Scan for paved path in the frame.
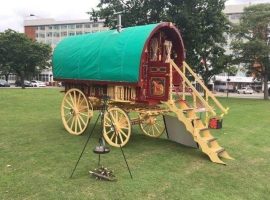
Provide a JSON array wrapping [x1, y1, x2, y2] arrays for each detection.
[[214, 92, 268, 99]]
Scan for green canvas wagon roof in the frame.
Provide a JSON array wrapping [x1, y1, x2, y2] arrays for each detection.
[[52, 23, 160, 83]]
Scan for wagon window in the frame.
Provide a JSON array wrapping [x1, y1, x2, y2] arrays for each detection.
[[150, 38, 159, 61], [151, 67, 158, 72], [159, 67, 166, 72]]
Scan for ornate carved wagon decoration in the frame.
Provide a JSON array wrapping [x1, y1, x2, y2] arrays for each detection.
[[53, 22, 232, 164]]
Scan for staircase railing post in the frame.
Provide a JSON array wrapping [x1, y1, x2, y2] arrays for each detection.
[[169, 62, 173, 102], [205, 93, 209, 125], [193, 92, 196, 110], [182, 63, 186, 100]]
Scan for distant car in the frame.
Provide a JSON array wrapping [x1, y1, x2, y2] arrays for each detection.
[[0, 80, 10, 87], [237, 87, 253, 94], [30, 80, 46, 87], [15, 80, 33, 87]]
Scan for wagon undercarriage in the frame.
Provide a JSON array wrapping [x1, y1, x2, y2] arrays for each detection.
[[61, 88, 167, 147]]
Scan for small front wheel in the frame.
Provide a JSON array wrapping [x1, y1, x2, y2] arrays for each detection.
[[103, 107, 131, 147], [139, 113, 165, 138]]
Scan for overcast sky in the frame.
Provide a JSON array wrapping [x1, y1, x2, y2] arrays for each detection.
[[0, 0, 270, 32]]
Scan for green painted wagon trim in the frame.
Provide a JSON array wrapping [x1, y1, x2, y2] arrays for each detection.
[[52, 23, 160, 82]]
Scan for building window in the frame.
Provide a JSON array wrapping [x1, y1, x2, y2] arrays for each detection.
[[39, 33, 45, 38], [49, 26, 53, 30], [69, 32, 75, 36], [92, 23, 99, 28], [47, 32, 52, 37], [53, 32, 60, 37], [54, 25, 59, 30], [61, 25, 67, 29], [230, 13, 241, 20], [76, 24, 83, 29], [68, 24, 75, 29], [39, 26, 45, 30], [76, 31, 82, 35], [84, 24, 91, 28], [61, 32, 67, 37], [36, 33, 39, 38]]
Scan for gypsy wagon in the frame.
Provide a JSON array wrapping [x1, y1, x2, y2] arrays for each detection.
[[53, 22, 232, 164]]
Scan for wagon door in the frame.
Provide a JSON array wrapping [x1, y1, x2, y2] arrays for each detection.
[[146, 36, 172, 101]]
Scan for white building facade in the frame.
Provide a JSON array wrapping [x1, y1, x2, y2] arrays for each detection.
[[22, 18, 108, 84]]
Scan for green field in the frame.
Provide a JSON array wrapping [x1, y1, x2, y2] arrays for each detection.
[[0, 88, 269, 200]]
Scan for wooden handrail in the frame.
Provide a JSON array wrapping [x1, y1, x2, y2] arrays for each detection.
[[182, 61, 229, 114], [170, 60, 216, 115]]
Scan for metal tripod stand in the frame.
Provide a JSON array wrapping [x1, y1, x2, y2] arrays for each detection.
[[69, 95, 132, 179]]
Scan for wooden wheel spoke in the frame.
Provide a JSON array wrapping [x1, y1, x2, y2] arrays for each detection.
[[65, 115, 73, 123], [79, 112, 89, 117], [115, 111, 119, 122], [118, 131, 124, 143], [63, 105, 72, 110], [152, 126, 156, 135], [110, 132, 116, 140], [64, 111, 72, 117], [65, 98, 74, 108], [119, 129, 128, 138], [109, 112, 116, 122], [105, 116, 111, 122], [119, 126, 129, 130], [78, 115, 87, 126], [77, 116, 82, 131], [153, 124, 160, 133], [77, 93, 82, 106], [68, 93, 76, 107], [70, 116, 75, 131], [74, 116, 78, 132], [73, 91, 77, 106]]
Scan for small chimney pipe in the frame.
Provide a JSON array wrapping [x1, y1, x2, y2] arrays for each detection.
[[117, 14, 122, 32]]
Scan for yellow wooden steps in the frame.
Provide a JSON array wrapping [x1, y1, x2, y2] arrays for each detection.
[[164, 101, 233, 164]]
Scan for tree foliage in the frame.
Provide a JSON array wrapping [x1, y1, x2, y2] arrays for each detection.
[[0, 29, 51, 88], [89, 0, 230, 84], [231, 3, 270, 99]]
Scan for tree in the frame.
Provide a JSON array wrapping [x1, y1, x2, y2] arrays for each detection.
[[0, 34, 13, 81], [89, 0, 230, 85], [231, 4, 270, 100], [0, 29, 51, 88], [89, 0, 169, 28], [167, 0, 230, 85]]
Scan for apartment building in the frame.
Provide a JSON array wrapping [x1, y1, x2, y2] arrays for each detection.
[[22, 18, 108, 83], [24, 18, 108, 49]]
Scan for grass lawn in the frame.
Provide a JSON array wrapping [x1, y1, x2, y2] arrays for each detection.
[[0, 88, 270, 200]]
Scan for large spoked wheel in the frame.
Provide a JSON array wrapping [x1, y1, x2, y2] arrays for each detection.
[[103, 107, 131, 147], [61, 88, 93, 135], [139, 113, 165, 138]]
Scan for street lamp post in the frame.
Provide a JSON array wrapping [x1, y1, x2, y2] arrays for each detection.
[[226, 74, 230, 98]]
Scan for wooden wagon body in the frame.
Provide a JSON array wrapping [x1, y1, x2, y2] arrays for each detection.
[[53, 22, 184, 104], [53, 22, 233, 164]]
